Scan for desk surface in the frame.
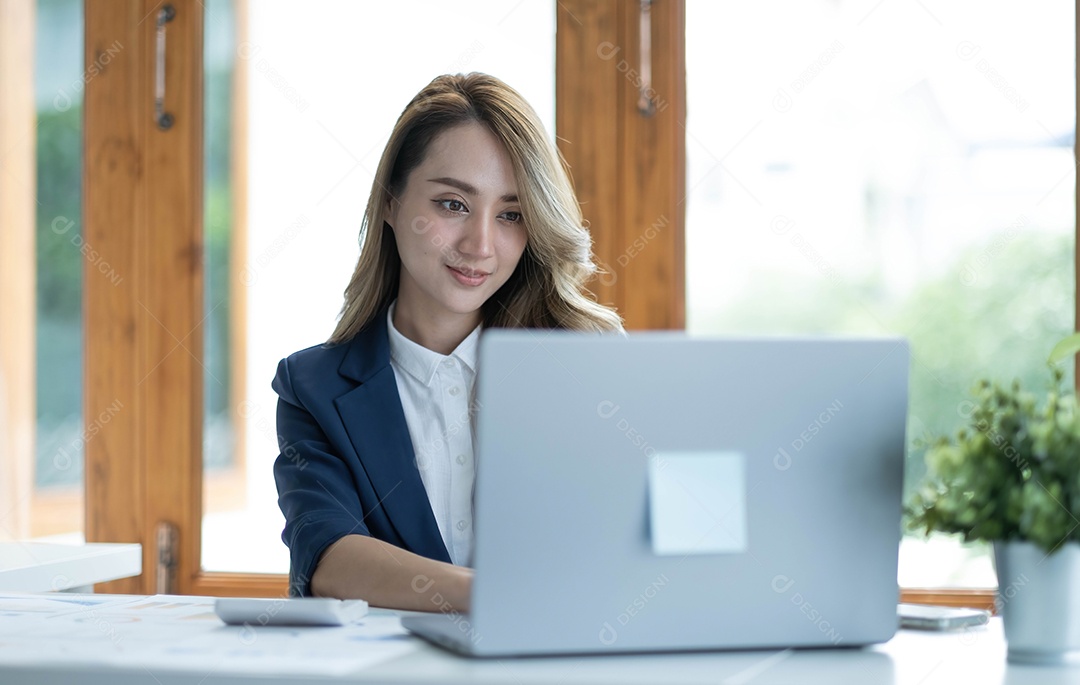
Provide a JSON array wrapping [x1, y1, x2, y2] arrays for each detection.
[[0, 592, 1074, 685], [0, 542, 142, 592]]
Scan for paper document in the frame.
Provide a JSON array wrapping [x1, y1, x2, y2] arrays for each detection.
[[0, 592, 417, 677]]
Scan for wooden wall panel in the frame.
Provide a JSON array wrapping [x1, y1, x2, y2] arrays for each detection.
[[84, 0, 204, 594]]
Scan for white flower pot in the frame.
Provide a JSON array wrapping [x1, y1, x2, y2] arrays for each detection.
[[994, 540, 1080, 665]]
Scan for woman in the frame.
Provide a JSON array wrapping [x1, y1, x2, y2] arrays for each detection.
[[273, 73, 622, 611]]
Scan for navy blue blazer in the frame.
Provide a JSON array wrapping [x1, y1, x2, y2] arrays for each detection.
[[272, 310, 452, 597]]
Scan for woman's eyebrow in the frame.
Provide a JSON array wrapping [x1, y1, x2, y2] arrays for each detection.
[[428, 176, 518, 203]]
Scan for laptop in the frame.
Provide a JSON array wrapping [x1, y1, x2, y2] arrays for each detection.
[[402, 332, 909, 657]]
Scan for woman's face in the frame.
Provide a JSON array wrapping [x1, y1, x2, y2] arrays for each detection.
[[389, 122, 528, 327]]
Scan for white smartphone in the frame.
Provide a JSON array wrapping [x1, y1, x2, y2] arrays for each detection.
[[214, 597, 369, 627], [898, 603, 989, 631]]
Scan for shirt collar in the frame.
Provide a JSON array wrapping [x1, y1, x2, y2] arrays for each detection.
[[453, 321, 480, 374], [387, 301, 481, 385]]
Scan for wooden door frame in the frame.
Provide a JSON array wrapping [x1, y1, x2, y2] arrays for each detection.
[[84, 0, 206, 594], [557, 0, 686, 330]]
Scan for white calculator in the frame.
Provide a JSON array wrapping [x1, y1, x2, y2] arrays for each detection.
[[214, 597, 369, 627]]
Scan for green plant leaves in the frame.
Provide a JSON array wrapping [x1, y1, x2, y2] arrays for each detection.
[[1049, 332, 1080, 365], [906, 369, 1080, 555]]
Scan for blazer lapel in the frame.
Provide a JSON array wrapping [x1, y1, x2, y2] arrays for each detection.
[[334, 311, 452, 563]]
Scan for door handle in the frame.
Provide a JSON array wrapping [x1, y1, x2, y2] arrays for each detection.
[[155, 4, 176, 130]]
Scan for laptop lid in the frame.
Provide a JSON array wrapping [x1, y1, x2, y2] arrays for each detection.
[[441, 332, 908, 657]]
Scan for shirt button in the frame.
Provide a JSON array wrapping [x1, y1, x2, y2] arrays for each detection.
[[448, 386, 460, 396], [456, 454, 466, 465], [456, 520, 467, 531], [443, 359, 455, 368]]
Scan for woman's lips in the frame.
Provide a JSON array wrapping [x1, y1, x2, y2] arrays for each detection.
[[447, 265, 490, 287]]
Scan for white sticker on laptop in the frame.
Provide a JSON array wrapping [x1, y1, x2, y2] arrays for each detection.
[[648, 451, 747, 556]]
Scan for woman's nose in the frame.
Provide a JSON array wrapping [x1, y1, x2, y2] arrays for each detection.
[[457, 212, 496, 259]]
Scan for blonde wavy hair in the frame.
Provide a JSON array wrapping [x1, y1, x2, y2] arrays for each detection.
[[328, 73, 622, 344]]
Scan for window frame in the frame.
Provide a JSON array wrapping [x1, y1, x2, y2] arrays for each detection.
[[84, 0, 207, 594]]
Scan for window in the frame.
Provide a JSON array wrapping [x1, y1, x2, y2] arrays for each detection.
[[34, 0, 86, 540], [0, 0, 86, 544], [201, 0, 557, 573], [685, 0, 1075, 587], [76, 0, 1067, 605]]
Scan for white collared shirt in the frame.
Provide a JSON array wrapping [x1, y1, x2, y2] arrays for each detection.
[[386, 301, 479, 566]]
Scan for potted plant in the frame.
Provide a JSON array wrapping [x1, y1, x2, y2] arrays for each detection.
[[906, 333, 1080, 665]]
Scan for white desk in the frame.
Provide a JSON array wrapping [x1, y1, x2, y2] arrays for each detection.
[[0, 542, 142, 592], [0, 592, 1074, 684]]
